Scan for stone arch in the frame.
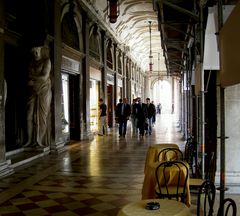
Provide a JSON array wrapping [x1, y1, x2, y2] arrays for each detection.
[[89, 24, 102, 63], [117, 50, 123, 75], [125, 58, 130, 79], [61, 1, 83, 52], [106, 39, 114, 70], [150, 75, 165, 89]]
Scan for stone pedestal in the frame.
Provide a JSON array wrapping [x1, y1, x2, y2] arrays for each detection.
[[50, 141, 66, 154], [0, 161, 14, 178]]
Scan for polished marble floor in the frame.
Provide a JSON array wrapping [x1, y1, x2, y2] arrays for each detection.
[[0, 114, 239, 215]]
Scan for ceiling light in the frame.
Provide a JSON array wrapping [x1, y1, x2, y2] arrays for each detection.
[[107, 0, 119, 23], [148, 21, 153, 72]]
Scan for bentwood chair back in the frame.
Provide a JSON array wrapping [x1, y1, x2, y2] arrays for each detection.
[[184, 137, 196, 176], [197, 180, 216, 216], [155, 161, 189, 203], [217, 198, 237, 216], [158, 148, 183, 162]]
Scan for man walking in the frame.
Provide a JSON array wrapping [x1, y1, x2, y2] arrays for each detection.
[[135, 97, 148, 137], [145, 98, 156, 135], [98, 98, 108, 136], [131, 98, 138, 135], [116, 98, 131, 137]]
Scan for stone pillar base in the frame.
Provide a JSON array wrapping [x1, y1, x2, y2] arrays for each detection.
[[0, 160, 14, 178], [50, 141, 66, 154]]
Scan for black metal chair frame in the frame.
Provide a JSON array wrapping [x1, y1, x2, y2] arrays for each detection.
[[217, 198, 237, 216], [189, 152, 216, 194], [184, 136, 197, 176], [205, 152, 216, 182], [155, 160, 189, 203], [197, 180, 216, 216], [157, 147, 184, 161]]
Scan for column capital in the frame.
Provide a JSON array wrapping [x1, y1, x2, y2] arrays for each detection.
[[116, 47, 121, 56]]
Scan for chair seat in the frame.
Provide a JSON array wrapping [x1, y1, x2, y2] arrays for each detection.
[[189, 178, 204, 187]]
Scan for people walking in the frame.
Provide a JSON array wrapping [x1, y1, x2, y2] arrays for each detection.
[[151, 100, 156, 125], [98, 98, 108, 136], [171, 103, 174, 114], [135, 97, 148, 137], [131, 98, 138, 135], [116, 98, 131, 137], [157, 103, 162, 114], [145, 98, 156, 135]]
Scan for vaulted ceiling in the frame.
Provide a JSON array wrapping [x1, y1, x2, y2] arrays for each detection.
[[87, 0, 236, 77], [88, 0, 165, 73]]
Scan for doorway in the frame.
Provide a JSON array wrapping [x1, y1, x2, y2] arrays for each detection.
[[61, 73, 80, 141], [4, 44, 26, 151], [90, 79, 100, 133]]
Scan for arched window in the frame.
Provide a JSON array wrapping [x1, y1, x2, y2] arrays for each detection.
[[61, 13, 79, 50], [126, 61, 129, 79], [118, 53, 122, 75], [107, 41, 113, 69], [89, 25, 100, 61]]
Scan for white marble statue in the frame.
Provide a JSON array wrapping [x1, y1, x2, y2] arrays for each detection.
[[24, 46, 52, 148]]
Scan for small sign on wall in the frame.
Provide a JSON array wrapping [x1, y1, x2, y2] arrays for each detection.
[[62, 56, 80, 74], [107, 74, 114, 85]]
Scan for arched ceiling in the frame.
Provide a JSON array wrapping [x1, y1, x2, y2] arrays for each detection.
[[88, 0, 166, 73], [86, 0, 239, 77]]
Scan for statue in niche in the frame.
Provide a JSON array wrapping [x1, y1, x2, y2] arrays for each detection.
[[23, 45, 52, 148]]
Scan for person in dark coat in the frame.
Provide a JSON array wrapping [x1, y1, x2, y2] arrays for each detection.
[[145, 98, 156, 135], [131, 98, 138, 135], [135, 97, 148, 137], [116, 98, 131, 137]]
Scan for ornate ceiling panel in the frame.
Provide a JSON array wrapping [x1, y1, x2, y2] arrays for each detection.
[[86, 0, 239, 77], [88, 0, 166, 73]]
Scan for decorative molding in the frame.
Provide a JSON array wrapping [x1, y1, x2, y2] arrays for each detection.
[[89, 57, 104, 70], [61, 56, 80, 74], [107, 73, 114, 85], [106, 68, 115, 75], [62, 43, 85, 61]]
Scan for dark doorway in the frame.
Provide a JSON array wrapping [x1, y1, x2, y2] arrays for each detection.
[[68, 74, 81, 140], [4, 44, 26, 151], [204, 71, 217, 170]]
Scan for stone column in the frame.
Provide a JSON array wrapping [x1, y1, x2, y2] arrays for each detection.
[[123, 55, 127, 98], [172, 76, 175, 114], [50, 0, 66, 153], [140, 72, 144, 98], [81, 16, 93, 140], [101, 32, 108, 102], [128, 61, 132, 101], [216, 83, 240, 193], [114, 47, 120, 107], [0, 1, 14, 177]]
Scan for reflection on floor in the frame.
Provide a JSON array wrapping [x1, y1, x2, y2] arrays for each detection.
[[0, 114, 239, 215]]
